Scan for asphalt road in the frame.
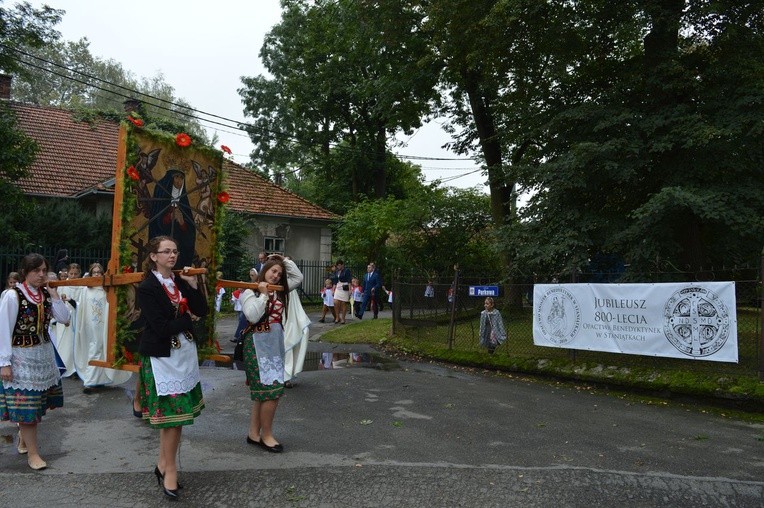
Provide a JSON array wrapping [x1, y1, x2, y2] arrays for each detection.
[[1, 311, 763, 507]]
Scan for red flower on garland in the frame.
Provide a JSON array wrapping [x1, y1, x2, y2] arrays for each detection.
[[217, 191, 230, 204], [220, 144, 232, 155], [179, 297, 189, 316], [175, 133, 192, 147], [123, 349, 134, 364], [126, 165, 139, 181], [127, 116, 144, 128]]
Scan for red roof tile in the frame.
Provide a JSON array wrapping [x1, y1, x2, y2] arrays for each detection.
[[9, 102, 336, 222], [12, 102, 119, 197], [222, 160, 337, 221]]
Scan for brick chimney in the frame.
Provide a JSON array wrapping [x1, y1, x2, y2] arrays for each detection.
[[0, 74, 11, 100], [123, 98, 143, 113]]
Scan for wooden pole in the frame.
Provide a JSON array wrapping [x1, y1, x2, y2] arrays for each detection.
[[105, 124, 128, 363], [216, 279, 283, 292], [48, 268, 208, 288]]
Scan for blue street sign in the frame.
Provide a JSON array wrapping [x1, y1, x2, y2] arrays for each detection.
[[468, 285, 500, 297]]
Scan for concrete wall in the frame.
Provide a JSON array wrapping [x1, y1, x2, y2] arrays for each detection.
[[243, 216, 333, 263]]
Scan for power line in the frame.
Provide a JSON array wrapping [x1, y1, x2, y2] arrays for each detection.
[[5, 43, 482, 170]]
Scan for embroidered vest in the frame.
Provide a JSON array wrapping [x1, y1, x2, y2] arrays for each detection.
[[245, 294, 285, 334], [11, 286, 52, 347]]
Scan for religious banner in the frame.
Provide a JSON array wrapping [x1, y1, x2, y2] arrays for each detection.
[[533, 282, 738, 363], [47, 121, 232, 372], [123, 129, 222, 280]]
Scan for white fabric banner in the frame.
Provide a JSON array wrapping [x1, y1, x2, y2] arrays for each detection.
[[533, 282, 738, 363]]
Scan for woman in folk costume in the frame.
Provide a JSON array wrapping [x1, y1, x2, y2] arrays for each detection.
[[240, 254, 300, 453], [0, 253, 71, 470], [72, 263, 132, 392], [281, 257, 310, 389], [136, 236, 208, 501], [479, 297, 506, 354]]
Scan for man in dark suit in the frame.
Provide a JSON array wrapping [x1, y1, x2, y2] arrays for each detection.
[[253, 252, 267, 274], [357, 262, 381, 319]]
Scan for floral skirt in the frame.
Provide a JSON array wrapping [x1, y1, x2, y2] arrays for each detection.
[[138, 355, 204, 429], [243, 330, 284, 401], [0, 382, 63, 424]]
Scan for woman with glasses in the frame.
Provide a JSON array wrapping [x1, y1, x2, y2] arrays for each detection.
[[136, 236, 208, 501]]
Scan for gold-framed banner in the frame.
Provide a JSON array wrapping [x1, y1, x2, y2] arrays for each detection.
[[91, 123, 227, 370]]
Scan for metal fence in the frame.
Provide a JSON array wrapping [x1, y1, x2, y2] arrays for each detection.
[[0, 245, 111, 280], [392, 268, 763, 380]]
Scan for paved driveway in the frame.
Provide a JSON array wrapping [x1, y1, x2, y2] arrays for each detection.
[[1, 314, 762, 507]]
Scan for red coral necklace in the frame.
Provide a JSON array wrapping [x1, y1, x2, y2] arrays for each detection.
[[161, 280, 181, 305], [23, 281, 43, 304]]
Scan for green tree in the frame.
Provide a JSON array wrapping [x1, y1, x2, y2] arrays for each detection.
[[0, 1, 62, 74], [219, 211, 252, 281], [22, 199, 112, 250], [504, 0, 764, 274], [289, 145, 427, 215], [11, 37, 209, 142], [0, 1, 61, 243], [335, 186, 493, 276], [239, 0, 440, 200]]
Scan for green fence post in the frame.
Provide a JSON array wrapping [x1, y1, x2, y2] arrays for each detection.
[[447, 265, 459, 350], [759, 247, 764, 381]]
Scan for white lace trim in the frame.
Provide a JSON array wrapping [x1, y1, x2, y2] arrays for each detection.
[[3, 342, 60, 391], [258, 355, 285, 385], [150, 335, 200, 396]]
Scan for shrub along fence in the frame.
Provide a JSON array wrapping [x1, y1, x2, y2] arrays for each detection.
[[391, 266, 763, 382]]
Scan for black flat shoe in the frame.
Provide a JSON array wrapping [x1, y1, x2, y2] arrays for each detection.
[[259, 440, 284, 453], [284, 381, 294, 388], [246, 435, 261, 446], [133, 408, 142, 418]]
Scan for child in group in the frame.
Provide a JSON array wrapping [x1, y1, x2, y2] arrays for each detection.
[[318, 278, 336, 323], [230, 288, 243, 342], [351, 277, 363, 319], [479, 297, 506, 354], [382, 285, 393, 308], [215, 271, 225, 312], [67, 263, 81, 280]]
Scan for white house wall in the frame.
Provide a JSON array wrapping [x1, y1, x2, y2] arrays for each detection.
[[244, 217, 333, 263]]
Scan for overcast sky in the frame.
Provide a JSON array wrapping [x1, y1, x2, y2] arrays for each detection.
[[27, 0, 486, 190]]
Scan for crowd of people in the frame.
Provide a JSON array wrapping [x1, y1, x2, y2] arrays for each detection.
[[0, 244, 311, 501], [317, 260, 387, 322], [1, 244, 507, 501]]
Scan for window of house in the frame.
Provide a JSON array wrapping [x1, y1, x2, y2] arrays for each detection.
[[264, 237, 284, 255]]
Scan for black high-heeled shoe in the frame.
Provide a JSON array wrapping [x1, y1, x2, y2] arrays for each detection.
[[162, 484, 180, 501], [154, 466, 184, 489]]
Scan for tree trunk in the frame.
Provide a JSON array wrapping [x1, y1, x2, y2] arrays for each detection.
[[462, 68, 523, 307], [463, 69, 512, 227], [374, 124, 387, 198], [642, 0, 703, 270]]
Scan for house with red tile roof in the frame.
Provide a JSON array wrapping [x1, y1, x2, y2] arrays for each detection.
[[2, 74, 337, 265]]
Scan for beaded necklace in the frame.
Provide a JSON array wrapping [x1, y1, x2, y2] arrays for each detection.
[[161, 278, 181, 305], [23, 281, 43, 305]]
